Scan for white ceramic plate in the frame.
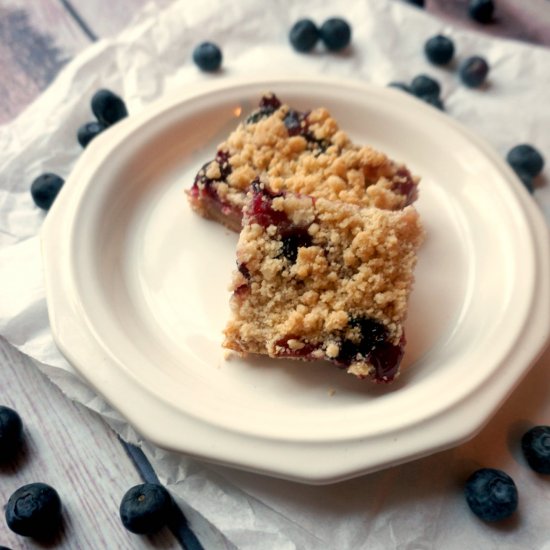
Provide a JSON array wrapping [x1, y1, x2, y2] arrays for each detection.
[[42, 76, 550, 484]]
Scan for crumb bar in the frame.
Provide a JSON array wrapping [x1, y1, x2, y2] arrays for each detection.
[[223, 183, 424, 382], [187, 94, 419, 231]]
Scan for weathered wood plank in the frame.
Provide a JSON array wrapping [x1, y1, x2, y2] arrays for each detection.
[[0, 0, 91, 51], [0, 340, 181, 549], [0, 0, 162, 123], [0, 0, 90, 123]]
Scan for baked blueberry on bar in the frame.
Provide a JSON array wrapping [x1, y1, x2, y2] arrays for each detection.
[[188, 94, 419, 231], [223, 183, 424, 382]]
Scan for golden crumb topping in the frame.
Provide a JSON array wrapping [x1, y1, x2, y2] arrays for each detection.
[[188, 95, 419, 231], [223, 188, 424, 380], [220, 105, 416, 210]]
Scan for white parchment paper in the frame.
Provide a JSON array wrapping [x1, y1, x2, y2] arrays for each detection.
[[1, 0, 550, 548]]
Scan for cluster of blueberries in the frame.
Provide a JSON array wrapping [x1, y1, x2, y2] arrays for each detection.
[[465, 426, 550, 522], [77, 89, 128, 148], [400, 0, 508, 95], [0, 405, 179, 544], [386, 31, 546, 190], [289, 17, 352, 53], [389, 33, 489, 112], [30, 89, 129, 211], [192, 16, 352, 74]]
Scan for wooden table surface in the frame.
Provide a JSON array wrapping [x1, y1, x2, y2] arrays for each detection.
[[0, 1, 548, 549]]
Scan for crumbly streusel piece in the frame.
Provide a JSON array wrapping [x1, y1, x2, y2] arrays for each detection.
[[188, 94, 419, 231], [223, 183, 424, 382]]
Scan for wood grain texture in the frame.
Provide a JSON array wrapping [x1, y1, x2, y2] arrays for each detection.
[[0, 0, 89, 51], [0, 0, 160, 123], [0, 0, 90, 123], [0, 340, 181, 549]]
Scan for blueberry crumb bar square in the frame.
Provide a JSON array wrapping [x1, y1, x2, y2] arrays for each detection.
[[188, 93, 419, 231], [223, 183, 424, 382]]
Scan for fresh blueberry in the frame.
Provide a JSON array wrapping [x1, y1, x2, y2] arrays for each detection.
[[246, 94, 283, 124], [30, 173, 64, 210], [388, 82, 412, 93], [421, 94, 445, 111], [283, 110, 304, 136], [5, 483, 62, 539], [405, 0, 424, 6], [424, 35, 455, 65], [319, 18, 351, 52], [215, 150, 232, 180], [289, 19, 319, 52], [353, 317, 388, 349], [521, 425, 550, 473], [246, 111, 269, 124], [77, 121, 107, 148], [280, 227, 312, 263], [410, 75, 441, 98], [91, 89, 128, 126], [192, 42, 223, 72], [336, 317, 403, 382], [0, 546, 13, 549], [119, 483, 174, 535], [459, 56, 489, 88], [464, 468, 518, 522], [338, 317, 387, 364], [0, 406, 23, 462], [469, 0, 494, 24], [237, 262, 250, 280], [258, 94, 282, 112], [506, 144, 545, 178]]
